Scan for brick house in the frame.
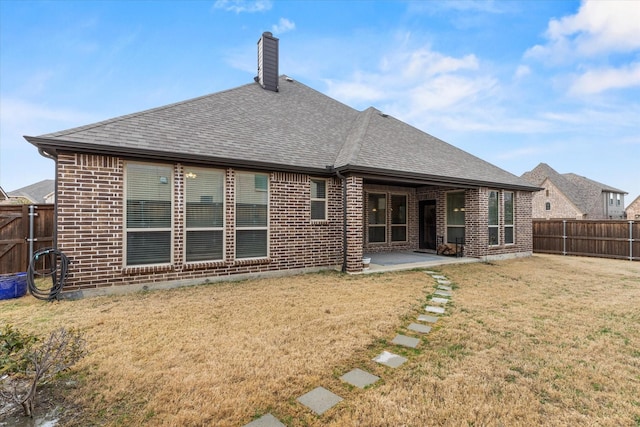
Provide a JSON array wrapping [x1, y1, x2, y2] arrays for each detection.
[[626, 196, 640, 220], [522, 163, 627, 220], [25, 32, 539, 295]]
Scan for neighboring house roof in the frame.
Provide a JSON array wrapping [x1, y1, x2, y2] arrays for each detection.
[[0, 186, 8, 201], [26, 76, 538, 191], [8, 179, 55, 204], [522, 163, 627, 216]]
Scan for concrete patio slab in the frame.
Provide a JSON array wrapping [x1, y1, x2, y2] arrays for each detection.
[[426, 305, 446, 314], [392, 334, 420, 348], [243, 413, 286, 427], [297, 387, 343, 415], [434, 290, 452, 297], [373, 350, 408, 368], [340, 368, 380, 389], [418, 314, 439, 323], [437, 285, 452, 291], [408, 323, 432, 334], [431, 297, 449, 304]]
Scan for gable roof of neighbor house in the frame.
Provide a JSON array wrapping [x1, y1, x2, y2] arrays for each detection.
[[8, 179, 55, 204], [25, 75, 538, 191], [0, 186, 8, 201], [522, 163, 626, 214]]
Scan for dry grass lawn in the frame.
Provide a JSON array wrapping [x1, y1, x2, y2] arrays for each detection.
[[1, 254, 639, 426]]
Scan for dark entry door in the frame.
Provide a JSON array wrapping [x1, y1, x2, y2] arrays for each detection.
[[419, 200, 437, 250]]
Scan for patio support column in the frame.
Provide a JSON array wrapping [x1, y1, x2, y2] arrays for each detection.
[[345, 175, 364, 272]]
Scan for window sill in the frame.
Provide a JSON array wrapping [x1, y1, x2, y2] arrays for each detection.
[[233, 257, 271, 266], [123, 264, 174, 275], [184, 260, 227, 270]]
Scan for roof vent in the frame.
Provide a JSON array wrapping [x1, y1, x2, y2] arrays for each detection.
[[257, 32, 279, 92]]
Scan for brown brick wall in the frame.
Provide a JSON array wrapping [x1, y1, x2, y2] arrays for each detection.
[[56, 155, 343, 292], [531, 179, 583, 219]]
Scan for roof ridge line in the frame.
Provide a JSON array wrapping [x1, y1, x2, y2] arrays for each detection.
[[334, 107, 377, 168]]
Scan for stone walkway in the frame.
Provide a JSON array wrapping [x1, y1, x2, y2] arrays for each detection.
[[244, 269, 454, 426]]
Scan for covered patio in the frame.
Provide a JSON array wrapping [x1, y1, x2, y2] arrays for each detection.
[[362, 250, 479, 274]]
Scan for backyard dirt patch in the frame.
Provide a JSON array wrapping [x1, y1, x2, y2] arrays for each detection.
[[1, 255, 639, 426]]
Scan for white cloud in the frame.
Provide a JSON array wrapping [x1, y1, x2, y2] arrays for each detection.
[[569, 62, 640, 95], [212, 0, 271, 13], [272, 18, 295, 34], [514, 65, 530, 79], [526, 0, 640, 61]]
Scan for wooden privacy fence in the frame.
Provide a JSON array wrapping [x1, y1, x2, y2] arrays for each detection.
[[533, 220, 639, 261], [0, 204, 55, 274]]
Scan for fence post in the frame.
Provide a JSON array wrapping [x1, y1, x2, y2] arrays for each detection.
[[630, 220, 634, 261], [562, 220, 567, 256]]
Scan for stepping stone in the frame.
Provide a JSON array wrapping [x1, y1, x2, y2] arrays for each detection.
[[373, 350, 407, 368], [408, 323, 432, 334], [431, 297, 449, 305], [431, 275, 447, 280], [426, 305, 445, 314], [297, 387, 343, 415], [437, 279, 451, 285], [340, 368, 380, 388], [418, 314, 439, 323], [392, 334, 420, 348], [244, 414, 286, 427], [437, 285, 452, 291], [434, 290, 452, 297]]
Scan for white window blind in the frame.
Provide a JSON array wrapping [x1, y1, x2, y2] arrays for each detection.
[[125, 163, 172, 266], [185, 168, 224, 262], [236, 172, 268, 258], [311, 179, 327, 220]]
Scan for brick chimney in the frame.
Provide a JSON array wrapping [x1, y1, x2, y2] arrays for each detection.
[[256, 32, 279, 92]]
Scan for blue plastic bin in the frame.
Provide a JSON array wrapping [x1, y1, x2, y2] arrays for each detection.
[[0, 272, 28, 300]]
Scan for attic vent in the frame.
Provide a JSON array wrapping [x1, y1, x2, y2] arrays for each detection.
[[285, 76, 294, 82], [257, 32, 279, 92]]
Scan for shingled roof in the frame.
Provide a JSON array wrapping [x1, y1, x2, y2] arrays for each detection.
[[26, 75, 538, 191]]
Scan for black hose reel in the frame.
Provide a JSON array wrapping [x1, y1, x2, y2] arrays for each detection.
[[27, 248, 69, 301]]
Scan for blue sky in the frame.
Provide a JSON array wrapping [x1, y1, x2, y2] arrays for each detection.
[[1, 0, 639, 203]]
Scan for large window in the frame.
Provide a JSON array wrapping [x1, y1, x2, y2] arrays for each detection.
[[504, 191, 514, 244], [311, 179, 327, 221], [185, 168, 224, 262], [368, 193, 386, 243], [125, 163, 173, 266], [391, 194, 407, 242], [446, 192, 465, 244], [488, 190, 499, 246], [236, 172, 268, 258]]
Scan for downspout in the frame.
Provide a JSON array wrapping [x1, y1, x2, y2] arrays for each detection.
[[38, 148, 58, 248], [335, 169, 347, 272]]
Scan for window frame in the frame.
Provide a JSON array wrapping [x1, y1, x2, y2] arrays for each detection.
[[235, 171, 270, 259], [504, 191, 515, 245], [184, 167, 225, 263], [310, 178, 328, 221], [124, 162, 174, 267], [446, 191, 466, 244], [390, 193, 408, 242], [367, 193, 387, 244], [488, 190, 500, 246], [545, 202, 551, 211]]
